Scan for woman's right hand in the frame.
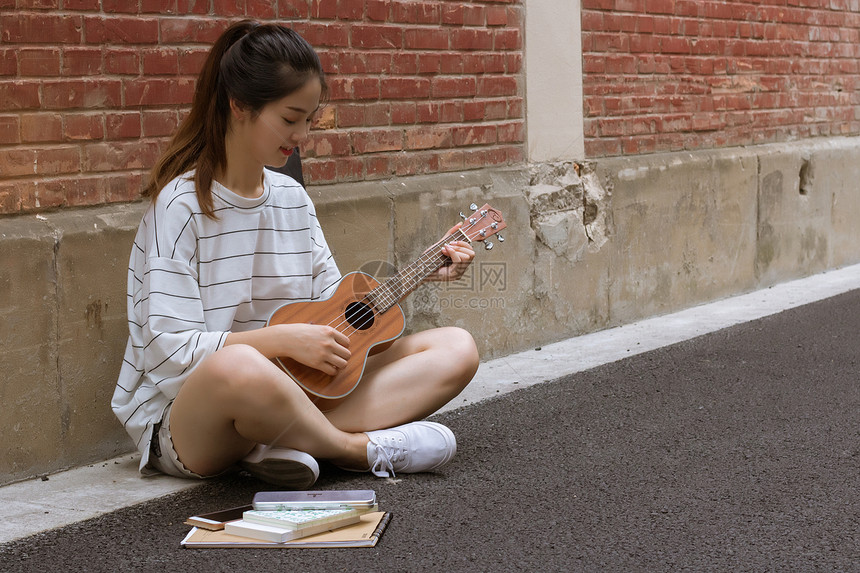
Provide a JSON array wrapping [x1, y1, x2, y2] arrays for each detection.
[[225, 323, 351, 376], [270, 323, 351, 376]]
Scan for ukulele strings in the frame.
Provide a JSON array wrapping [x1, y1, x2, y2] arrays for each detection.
[[322, 221, 477, 337]]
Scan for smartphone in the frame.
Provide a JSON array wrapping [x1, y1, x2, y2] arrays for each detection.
[[252, 490, 377, 511], [184, 504, 252, 530]]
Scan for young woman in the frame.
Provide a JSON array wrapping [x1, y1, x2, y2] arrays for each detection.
[[112, 20, 479, 488]]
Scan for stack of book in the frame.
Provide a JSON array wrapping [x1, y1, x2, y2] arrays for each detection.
[[181, 490, 390, 548]]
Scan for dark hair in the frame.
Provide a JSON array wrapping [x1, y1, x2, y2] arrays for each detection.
[[144, 20, 327, 217]]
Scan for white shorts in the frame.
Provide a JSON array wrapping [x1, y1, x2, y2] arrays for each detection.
[[147, 402, 205, 479]]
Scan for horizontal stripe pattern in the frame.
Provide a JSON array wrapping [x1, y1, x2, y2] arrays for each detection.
[[111, 170, 341, 473]]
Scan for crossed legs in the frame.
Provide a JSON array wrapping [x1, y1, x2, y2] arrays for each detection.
[[168, 326, 479, 477]]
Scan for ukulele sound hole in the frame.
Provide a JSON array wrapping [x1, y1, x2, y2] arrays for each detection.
[[344, 301, 375, 330]]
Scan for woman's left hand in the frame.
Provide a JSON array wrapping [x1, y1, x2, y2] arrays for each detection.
[[425, 225, 475, 282]]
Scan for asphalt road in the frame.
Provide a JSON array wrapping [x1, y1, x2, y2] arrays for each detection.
[[1, 290, 858, 572]]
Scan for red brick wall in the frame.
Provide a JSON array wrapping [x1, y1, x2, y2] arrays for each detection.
[[582, 0, 860, 157], [0, 1, 523, 215]]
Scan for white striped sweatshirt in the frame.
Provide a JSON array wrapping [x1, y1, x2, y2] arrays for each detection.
[[111, 170, 341, 473]]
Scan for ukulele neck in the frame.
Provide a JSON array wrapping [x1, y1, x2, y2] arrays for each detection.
[[366, 228, 470, 313]]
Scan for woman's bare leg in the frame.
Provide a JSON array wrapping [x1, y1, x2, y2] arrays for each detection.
[[168, 326, 478, 476], [324, 326, 479, 432], [168, 344, 368, 476]]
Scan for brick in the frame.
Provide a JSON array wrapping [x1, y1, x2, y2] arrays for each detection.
[[390, 1, 442, 24], [336, 0, 365, 20], [451, 124, 497, 146], [0, 116, 20, 145], [486, 6, 508, 26], [497, 121, 524, 143], [463, 147, 509, 170], [404, 27, 449, 50], [404, 126, 452, 150], [328, 77, 380, 101], [21, 113, 63, 143], [314, 106, 336, 129], [303, 132, 350, 157], [83, 140, 161, 172], [0, 81, 42, 110], [65, 112, 106, 141], [175, 0, 210, 14], [341, 52, 393, 74], [85, 16, 160, 44], [441, 53, 465, 74], [364, 102, 391, 125], [123, 78, 195, 107], [160, 17, 231, 43], [18, 0, 60, 7], [335, 104, 364, 128], [417, 53, 441, 74], [63, 175, 106, 208], [141, 0, 179, 13], [277, 0, 311, 18], [104, 171, 144, 203], [62, 48, 102, 76], [451, 29, 494, 51], [26, 178, 68, 210], [351, 128, 403, 153], [366, 0, 390, 21], [416, 101, 463, 123], [303, 158, 337, 183], [393, 151, 439, 176], [477, 76, 518, 97], [391, 102, 417, 124], [441, 4, 464, 25], [42, 80, 122, 109], [178, 48, 208, 75], [35, 146, 81, 175], [461, 54, 487, 74], [0, 181, 24, 213], [105, 48, 141, 75], [437, 149, 464, 172], [364, 155, 393, 179], [0, 49, 17, 76], [19, 48, 61, 77], [431, 77, 477, 98], [335, 157, 365, 180], [206, 0, 240, 16], [292, 22, 350, 47], [1, 13, 83, 43], [311, 0, 338, 19], [462, 5, 485, 26], [106, 112, 141, 139], [142, 48, 180, 75], [351, 24, 402, 49], [64, 0, 100, 8]]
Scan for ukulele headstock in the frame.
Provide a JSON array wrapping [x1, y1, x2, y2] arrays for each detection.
[[458, 203, 506, 250]]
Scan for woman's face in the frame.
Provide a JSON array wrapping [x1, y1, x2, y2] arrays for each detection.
[[238, 77, 323, 169]]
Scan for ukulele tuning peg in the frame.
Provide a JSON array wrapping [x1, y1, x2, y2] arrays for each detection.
[[459, 211, 467, 220], [498, 234, 505, 243], [469, 203, 478, 211], [484, 241, 494, 251]]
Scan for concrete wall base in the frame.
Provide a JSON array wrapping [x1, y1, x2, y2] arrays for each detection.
[[2, 136, 858, 485]]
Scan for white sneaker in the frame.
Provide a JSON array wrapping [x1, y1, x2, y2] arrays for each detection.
[[364, 421, 457, 478], [240, 444, 319, 489]]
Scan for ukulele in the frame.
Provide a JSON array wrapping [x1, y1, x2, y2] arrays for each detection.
[[268, 203, 506, 410]]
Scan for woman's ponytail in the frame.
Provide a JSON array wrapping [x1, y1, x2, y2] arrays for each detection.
[[143, 20, 322, 219]]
